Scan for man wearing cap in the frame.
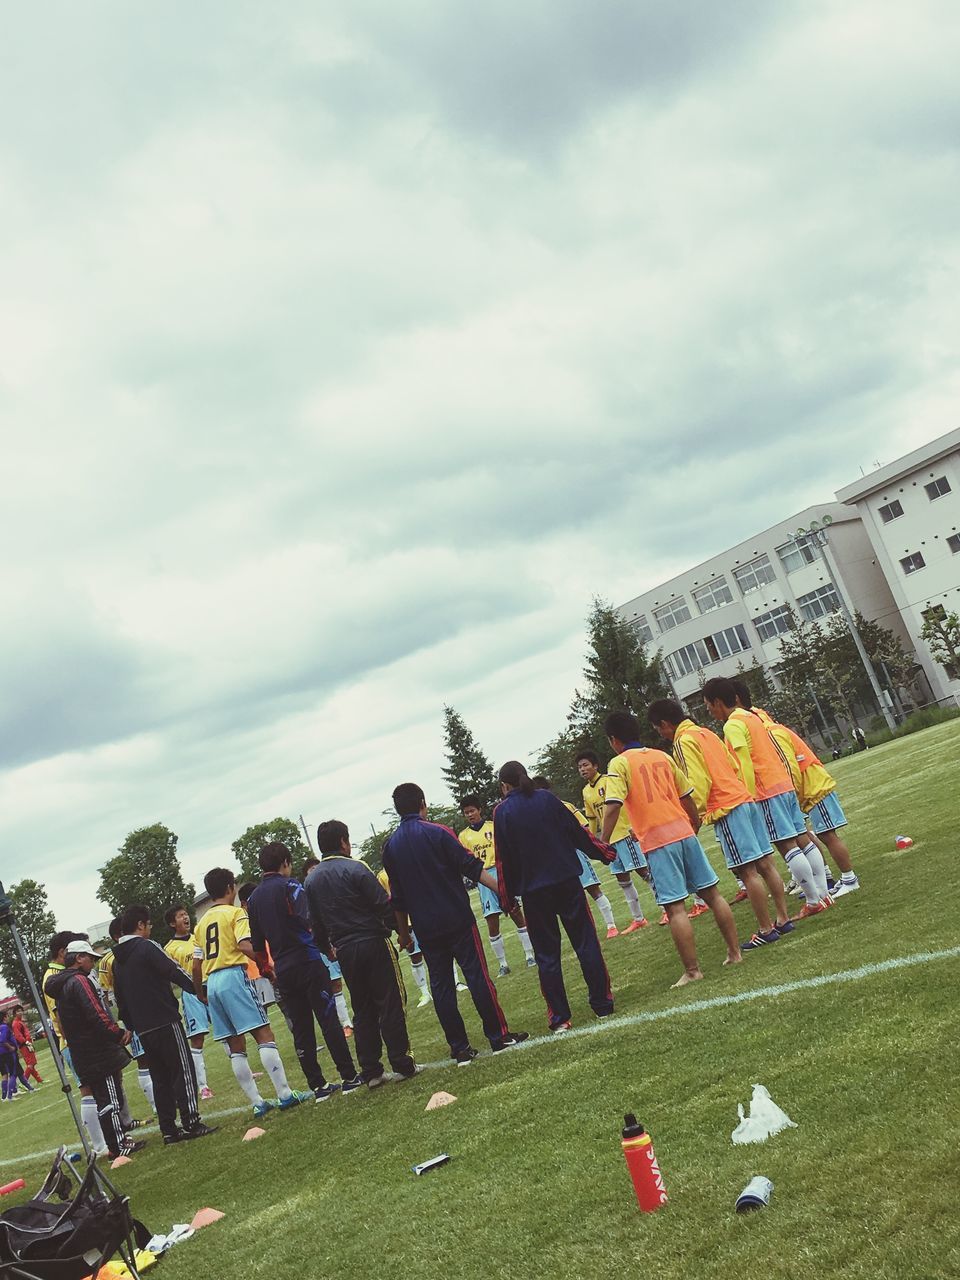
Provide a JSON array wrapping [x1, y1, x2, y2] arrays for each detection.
[[43, 940, 146, 1160]]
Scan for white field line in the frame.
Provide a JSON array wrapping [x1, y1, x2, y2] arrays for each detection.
[[2, 944, 957, 1171]]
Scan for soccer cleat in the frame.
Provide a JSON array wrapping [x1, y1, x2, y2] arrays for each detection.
[[526, 956, 536, 968], [416, 991, 432, 1008], [551, 1021, 573, 1034], [252, 1099, 276, 1118], [493, 1031, 530, 1052], [820, 894, 834, 908], [605, 925, 620, 939], [741, 929, 780, 950], [123, 1118, 148, 1131], [687, 903, 710, 919], [731, 889, 749, 904], [831, 877, 861, 898], [398, 1064, 422, 1079], [279, 1090, 314, 1111], [199, 1086, 214, 1101], [498, 963, 511, 977], [314, 1083, 341, 1102], [622, 919, 648, 934], [658, 911, 670, 926], [366, 1075, 386, 1090], [163, 1130, 184, 1146], [455, 1046, 479, 1067], [774, 919, 795, 934], [786, 879, 805, 897], [340, 1075, 365, 1095], [181, 1122, 217, 1141], [791, 901, 827, 921], [113, 1139, 147, 1158]]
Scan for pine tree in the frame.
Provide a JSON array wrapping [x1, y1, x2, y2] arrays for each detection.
[[576, 599, 671, 747], [441, 706, 499, 809]]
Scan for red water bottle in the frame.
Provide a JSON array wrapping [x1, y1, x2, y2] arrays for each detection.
[[621, 1114, 667, 1212]]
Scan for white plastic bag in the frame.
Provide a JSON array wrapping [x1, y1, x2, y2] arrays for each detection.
[[731, 1084, 797, 1144]]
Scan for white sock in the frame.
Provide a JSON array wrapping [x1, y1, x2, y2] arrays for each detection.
[[490, 934, 507, 965], [595, 893, 616, 929], [81, 1096, 108, 1154], [800, 841, 830, 899], [736, 878, 746, 891], [334, 992, 351, 1028], [619, 881, 645, 922], [191, 1047, 207, 1091], [784, 847, 819, 905], [119, 1093, 134, 1127], [230, 1052, 262, 1105], [693, 895, 707, 907], [516, 927, 534, 960], [454, 964, 467, 986], [258, 1041, 292, 1101], [137, 1067, 156, 1113], [840, 869, 858, 883], [410, 959, 428, 994]]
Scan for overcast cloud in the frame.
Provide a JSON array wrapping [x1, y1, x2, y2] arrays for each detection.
[[2, 1, 959, 940]]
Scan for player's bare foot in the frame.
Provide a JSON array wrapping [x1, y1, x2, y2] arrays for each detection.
[[671, 970, 704, 988], [723, 952, 743, 966]]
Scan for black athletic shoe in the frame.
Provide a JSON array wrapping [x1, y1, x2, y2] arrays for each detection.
[[455, 1046, 479, 1067], [111, 1139, 148, 1158], [181, 1122, 217, 1141], [493, 1031, 530, 1052], [163, 1130, 185, 1146], [124, 1118, 148, 1131]]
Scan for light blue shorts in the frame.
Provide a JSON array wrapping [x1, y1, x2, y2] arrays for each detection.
[[714, 802, 772, 869], [206, 966, 268, 1041], [647, 836, 719, 906], [61, 1045, 81, 1088], [758, 792, 806, 842], [408, 929, 421, 955], [807, 792, 847, 834], [611, 834, 647, 874], [478, 880, 502, 917], [129, 1031, 145, 1060], [322, 953, 342, 981], [577, 851, 600, 888], [182, 991, 210, 1037]]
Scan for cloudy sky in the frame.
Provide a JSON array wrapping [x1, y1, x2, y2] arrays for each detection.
[[2, 0, 958, 939]]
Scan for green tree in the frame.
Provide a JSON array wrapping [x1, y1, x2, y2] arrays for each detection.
[[97, 824, 195, 946], [441, 706, 499, 808], [231, 817, 313, 884], [920, 608, 960, 682], [533, 726, 588, 807], [359, 803, 466, 876], [0, 880, 57, 999]]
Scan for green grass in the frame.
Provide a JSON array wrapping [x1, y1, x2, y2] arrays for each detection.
[[4, 721, 960, 1279]]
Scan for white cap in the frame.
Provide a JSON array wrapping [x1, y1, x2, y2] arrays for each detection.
[[64, 939, 104, 960]]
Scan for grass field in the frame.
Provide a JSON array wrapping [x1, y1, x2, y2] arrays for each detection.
[[3, 721, 960, 1279]]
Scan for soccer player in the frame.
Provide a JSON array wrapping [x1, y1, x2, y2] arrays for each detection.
[[246, 844, 361, 1100], [307, 820, 418, 1088], [647, 699, 793, 947], [602, 711, 742, 987], [101, 919, 157, 1117], [703, 678, 828, 919], [495, 762, 615, 1031], [44, 940, 147, 1160], [112, 905, 216, 1145], [193, 867, 312, 1116], [576, 750, 650, 933], [730, 681, 860, 896], [0, 1012, 21, 1100], [458, 794, 535, 975], [11, 1006, 42, 1085], [530, 777, 620, 937], [382, 783, 528, 1064], [164, 905, 214, 1098], [44, 930, 109, 1153]]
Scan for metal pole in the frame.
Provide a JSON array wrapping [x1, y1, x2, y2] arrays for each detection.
[[0, 883, 92, 1159], [298, 813, 314, 853]]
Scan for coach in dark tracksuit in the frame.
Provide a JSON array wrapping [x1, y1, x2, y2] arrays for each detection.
[[305, 820, 417, 1087], [113, 904, 213, 1145], [494, 761, 615, 1031], [247, 842, 359, 1096], [382, 783, 528, 1064]]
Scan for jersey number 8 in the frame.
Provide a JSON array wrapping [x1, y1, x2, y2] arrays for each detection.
[[204, 921, 220, 960]]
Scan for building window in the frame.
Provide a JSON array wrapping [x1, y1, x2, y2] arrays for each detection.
[[797, 584, 841, 621], [925, 477, 952, 501], [627, 615, 654, 642], [691, 577, 733, 614], [900, 552, 926, 575], [753, 605, 795, 643], [878, 500, 904, 523], [948, 533, 960, 554], [776, 539, 819, 574], [704, 624, 751, 661], [653, 598, 692, 633], [664, 639, 712, 680], [732, 554, 777, 595]]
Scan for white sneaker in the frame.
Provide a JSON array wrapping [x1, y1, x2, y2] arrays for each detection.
[[831, 877, 861, 898], [786, 879, 805, 897], [455, 982, 468, 992], [416, 992, 432, 1008]]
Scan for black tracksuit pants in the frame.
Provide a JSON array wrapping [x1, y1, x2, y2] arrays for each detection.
[[88, 1070, 128, 1156], [337, 937, 416, 1082], [276, 957, 357, 1091], [420, 921, 510, 1055], [522, 876, 614, 1028], [139, 1022, 200, 1139]]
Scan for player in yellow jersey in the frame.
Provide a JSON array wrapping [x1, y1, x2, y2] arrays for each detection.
[[377, 868, 435, 1006], [529, 777, 620, 937], [576, 750, 652, 933], [192, 867, 310, 1118], [459, 795, 536, 976], [164, 905, 213, 1099]]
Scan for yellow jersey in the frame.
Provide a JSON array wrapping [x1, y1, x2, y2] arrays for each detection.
[[41, 963, 66, 1047], [582, 773, 631, 843], [97, 951, 115, 993], [377, 869, 391, 896], [192, 905, 252, 979], [459, 819, 496, 869], [563, 801, 590, 828], [672, 719, 752, 823], [605, 748, 695, 854], [164, 936, 196, 981]]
